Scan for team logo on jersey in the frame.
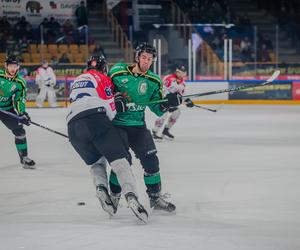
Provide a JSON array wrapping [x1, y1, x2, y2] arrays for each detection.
[[138, 82, 147, 95], [121, 79, 128, 84], [10, 85, 16, 92], [105, 87, 113, 97]]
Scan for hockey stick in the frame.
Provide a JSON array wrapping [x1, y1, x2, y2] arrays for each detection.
[[193, 104, 221, 112], [0, 109, 69, 139], [134, 70, 281, 106]]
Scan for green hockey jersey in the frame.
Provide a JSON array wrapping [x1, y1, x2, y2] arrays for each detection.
[[0, 69, 27, 114], [109, 63, 165, 126]]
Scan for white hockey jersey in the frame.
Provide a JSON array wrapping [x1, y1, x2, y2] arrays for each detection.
[[35, 66, 56, 87], [162, 73, 186, 96], [66, 69, 116, 123]]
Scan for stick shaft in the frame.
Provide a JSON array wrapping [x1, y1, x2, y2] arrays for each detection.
[[0, 109, 69, 139], [134, 70, 280, 106]]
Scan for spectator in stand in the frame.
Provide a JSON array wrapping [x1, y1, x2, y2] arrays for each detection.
[[16, 16, 31, 40], [258, 44, 271, 62], [6, 35, 17, 54], [39, 18, 50, 43], [240, 37, 252, 58], [65, 32, 75, 45], [0, 33, 6, 52], [75, 1, 88, 27], [50, 55, 58, 65], [48, 17, 61, 40], [62, 19, 74, 34], [18, 36, 29, 54], [13, 24, 23, 41], [59, 53, 70, 63]]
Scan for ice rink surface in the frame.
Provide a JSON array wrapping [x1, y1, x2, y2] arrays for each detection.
[[1, 105, 300, 250]]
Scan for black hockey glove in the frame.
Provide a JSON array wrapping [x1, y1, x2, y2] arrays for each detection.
[[185, 98, 194, 108], [160, 92, 183, 111], [19, 112, 31, 126], [114, 92, 127, 113]]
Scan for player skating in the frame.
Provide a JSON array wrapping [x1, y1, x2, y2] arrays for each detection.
[[152, 65, 194, 140], [67, 55, 148, 223], [0, 55, 35, 169], [35, 60, 58, 108], [108, 42, 182, 213]]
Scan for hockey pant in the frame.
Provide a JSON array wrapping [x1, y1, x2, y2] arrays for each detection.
[[0, 109, 29, 159], [109, 125, 162, 196], [67, 111, 137, 196], [153, 107, 181, 133], [36, 86, 58, 107]]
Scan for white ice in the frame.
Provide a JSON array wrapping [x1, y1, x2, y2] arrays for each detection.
[[1, 105, 300, 250]]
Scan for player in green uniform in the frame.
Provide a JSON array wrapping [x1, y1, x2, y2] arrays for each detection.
[[0, 55, 35, 169], [108, 42, 182, 212]]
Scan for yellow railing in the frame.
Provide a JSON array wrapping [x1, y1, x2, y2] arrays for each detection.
[[102, 3, 133, 62]]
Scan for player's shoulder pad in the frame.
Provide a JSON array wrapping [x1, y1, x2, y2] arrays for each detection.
[[109, 63, 128, 78], [144, 71, 162, 85], [0, 69, 5, 77], [15, 75, 27, 88]]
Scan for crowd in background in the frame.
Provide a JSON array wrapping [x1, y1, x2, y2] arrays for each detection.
[[0, 1, 94, 62], [1, 0, 299, 64]]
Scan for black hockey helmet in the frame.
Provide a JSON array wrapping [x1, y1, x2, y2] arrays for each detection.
[[5, 54, 20, 76], [87, 55, 108, 74], [5, 54, 20, 65], [176, 65, 187, 74], [135, 42, 157, 62]]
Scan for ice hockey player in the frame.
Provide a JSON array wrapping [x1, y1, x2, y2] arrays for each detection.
[[108, 42, 182, 213], [66, 55, 148, 223], [35, 60, 58, 108], [152, 65, 194, 139], [0, 55, 35, 169]]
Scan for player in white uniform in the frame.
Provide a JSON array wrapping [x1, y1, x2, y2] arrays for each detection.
[[152, 65, 194, 139], [67, 55, 148, 223], [35, 61, 58, 108]]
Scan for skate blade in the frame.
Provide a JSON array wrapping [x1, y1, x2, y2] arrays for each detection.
[[96, 192, 116, 217], [128, 201, 148, 224], [130, 207, 148, 224], [162, 136, 174, 141], [152, 208, 176, 216], [22, 164, 36, 169]]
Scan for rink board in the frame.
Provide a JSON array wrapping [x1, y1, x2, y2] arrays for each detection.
[[186, 80, 300, 104], [25, 79, 300, 107]]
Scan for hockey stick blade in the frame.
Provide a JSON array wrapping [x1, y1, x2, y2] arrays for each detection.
[[263, 70, 280, 85], [193, 104, 217, 112], [193, 103, 224, 112]]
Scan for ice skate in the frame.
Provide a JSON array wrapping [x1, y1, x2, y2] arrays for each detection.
[[162, 127, 174, 139], [125, 193, 148, 223], [20, 156, 36, 169], [148, 192, 176, 213], [152, 130, 163, 140], [110, 192, 121, 212], [96, 185, 117, 216]]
